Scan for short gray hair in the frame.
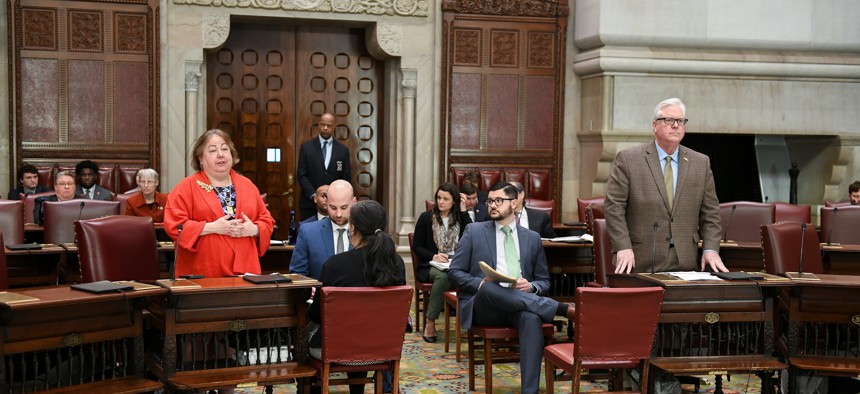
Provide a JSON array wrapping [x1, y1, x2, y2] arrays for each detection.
[[54, 170, 75, 185], [652, 98, 686, 120], [136, 168, 159, 182]]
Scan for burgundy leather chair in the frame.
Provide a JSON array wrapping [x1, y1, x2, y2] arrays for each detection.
[[576, 197, 605, 223], [590, 218, 612, 286], [719, 201, 775, 243], [43, 200, 120, 245], [116, 193, 132, 216], [424, 200, 434, 211], [819, 206, 860, 245], [773, 202, 811, 223], [525, 198, 554, 219], [0, 232, 9, 290], [75, 215, 159, 282], [824, 200, 851, 208], [309, 285, 413, 393], [23, 191, 55, 224], [0, 200, 25, 245], [761, 221, 823, 275], [407, 233, 432, 333], [544, 287, 664, 394]]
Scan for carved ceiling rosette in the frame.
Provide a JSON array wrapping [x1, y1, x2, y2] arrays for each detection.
[[441, 0, 568, 17]]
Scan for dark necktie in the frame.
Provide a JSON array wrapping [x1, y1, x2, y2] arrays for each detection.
[[322, 140, 329, 167]]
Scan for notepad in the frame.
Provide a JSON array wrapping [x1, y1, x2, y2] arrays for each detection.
[[5, 243, 42, 250], [479, 261, 517, 283], [711, 272, 764, 281], [243, 274, 292, 284], [429, 261, 451, 271], [71, 280, 135, 294]]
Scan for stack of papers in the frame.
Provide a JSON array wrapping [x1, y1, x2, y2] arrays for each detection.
[[429, 261, 450, 271], [543, 234, 593, 243], [665, 271, 723, 281]]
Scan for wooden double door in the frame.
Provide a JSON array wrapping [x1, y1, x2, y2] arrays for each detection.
[[207, 23, 383, 232]]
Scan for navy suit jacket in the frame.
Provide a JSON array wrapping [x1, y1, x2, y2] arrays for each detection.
[[296, 138, 351, 212], [290, 217, 352, 279], [8, 184, 50, 200], [75, 184, 112, 201], [524, 207, 556, 238], [447, 221, 550, 330], [469, 203, 490, 222]]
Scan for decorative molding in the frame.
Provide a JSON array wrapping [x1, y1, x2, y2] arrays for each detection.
[[202, 14, 230, 49], [400, 76, 416, 98], [441, 0, 568, 18], [173, 0, 429, 17], [365, 22, 401, 60], [185, 62, 202, 92]]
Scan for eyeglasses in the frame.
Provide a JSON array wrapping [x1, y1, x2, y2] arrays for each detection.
[[57, 182, 74, 188], [138, 180, 157, 186], [655, 117, 688, 126], [485, 198, 515, 207]]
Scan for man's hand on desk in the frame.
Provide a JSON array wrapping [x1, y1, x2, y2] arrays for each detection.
[[702, 251, 729, 272], [614, 249, 635, 274]]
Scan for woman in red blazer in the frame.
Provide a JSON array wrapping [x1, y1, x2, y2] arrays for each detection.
[[164, 129, 274, 277]]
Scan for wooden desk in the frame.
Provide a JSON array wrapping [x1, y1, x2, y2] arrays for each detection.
[[0, 284, 166, 393], [154, 243, 296, 278], [4, 244, 66, 286], [714, 241, 765, 272], [608, 274, 787, 394], [821, 243, 860, 275], [145, 276, 320, 392], [779, 274, 860, 391], [541, 241, 594, 302]]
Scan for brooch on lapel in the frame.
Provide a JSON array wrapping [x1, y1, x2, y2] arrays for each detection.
[[336, 161, 343, 171], [196, 180, 214, 193]]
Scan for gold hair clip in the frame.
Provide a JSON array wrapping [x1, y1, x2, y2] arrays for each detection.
[[196, 180, 214, 193]]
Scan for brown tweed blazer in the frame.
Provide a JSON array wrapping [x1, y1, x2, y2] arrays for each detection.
[[604, 141, 721, 272]]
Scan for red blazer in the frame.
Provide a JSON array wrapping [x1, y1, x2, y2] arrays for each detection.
[[125, 191, 168, 223], [164, 170, 274, 277]]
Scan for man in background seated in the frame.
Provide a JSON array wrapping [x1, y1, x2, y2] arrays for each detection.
[[75, 160, 112, 200], [463, 170, 488, 203], [460, 182, 488, 222], [448, 182, 574, 394], [8, 164, 51, 200], [34, 171, 78, 225], [290, 180, 354, 279], [508, 181, 555, 239], [850, 181, 860, 205], [300, 184, 329, 225]]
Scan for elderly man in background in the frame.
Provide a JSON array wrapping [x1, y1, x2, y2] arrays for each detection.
[[125, 168, 168, 223]]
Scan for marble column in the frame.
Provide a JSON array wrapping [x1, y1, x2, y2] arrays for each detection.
[[184, 62, 201, 176], [397, 69, 417, 245]]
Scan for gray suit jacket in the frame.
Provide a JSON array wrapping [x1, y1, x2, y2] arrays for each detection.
[[448, 221, 550, 330], [604, 141, 721, 272]]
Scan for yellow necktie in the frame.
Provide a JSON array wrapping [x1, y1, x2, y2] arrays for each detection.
[[664, 156, 674, 210]]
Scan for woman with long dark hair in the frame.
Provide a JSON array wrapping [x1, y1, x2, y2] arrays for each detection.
[[412, 182, 471, 342]]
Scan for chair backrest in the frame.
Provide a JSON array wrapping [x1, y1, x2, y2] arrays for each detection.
[[44, 200, 120, 244], [825, 200, 851, 208], [525, 198, 554, 219], [773, 202, 811, 223], [761, 221, 823, 275], [719, 201, 775, 243], [819, 206, 860, 245], [116, 193, 132, 215], [576, 196, 605, 223], [0, 232, 8, 290], [75, 215, 160, 282], [591, 218, 612, 286], [574, 287, 664, 361], [320, 285, 413, 363], [407, 233, 423, 281], [23, 191, 55, 224], [425, 200, 434, 211], [0, 200, 25, 244]]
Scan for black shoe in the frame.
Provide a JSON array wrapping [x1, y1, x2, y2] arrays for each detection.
[[422, 335, 437, 343], [405, 321, 413, 333]]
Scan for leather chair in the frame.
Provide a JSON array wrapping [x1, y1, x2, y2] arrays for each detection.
[[309, 285, 412, 393], [544, 287, 664, 394], [761, 221, 823, 275], [525, 198, 554, 219], [773, 202, 811, 223], [23, 191, 55, 224], [44, 200, 120, 245], [824, 200, 851, 208], [719, 201, 775, 243], [425, 200, 434, 211], [0, 200, 25, 244], [116, 193, 132, 216], [819, 206, 860, 245], [576, 197, 605, 223], [75, 216, 159, 282], [590, 218, 612, 286], [0, 232, 8, 290], [467, 322, 556, 393], [407, 233, 432, 333]]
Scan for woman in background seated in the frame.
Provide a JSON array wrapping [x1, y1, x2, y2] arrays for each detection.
[[125, 168, 168, 223], [34, 171, 77, 225], [307, 200, 405, 394], [164, 129, 274, 278], [412, 182, 471, 343]]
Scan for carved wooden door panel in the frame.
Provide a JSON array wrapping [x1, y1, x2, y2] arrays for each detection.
[[207, 24, 382, 232]]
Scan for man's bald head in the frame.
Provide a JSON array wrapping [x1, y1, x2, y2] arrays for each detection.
[[326, 180, 355, 226]]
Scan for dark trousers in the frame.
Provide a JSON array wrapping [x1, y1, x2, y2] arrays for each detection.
[[471, 282, 559, 394]]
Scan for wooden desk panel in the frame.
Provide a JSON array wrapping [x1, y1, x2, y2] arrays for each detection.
[[542, 241, 593, 302], [821, 244, 860, 275], [4, 244, 65, 287]]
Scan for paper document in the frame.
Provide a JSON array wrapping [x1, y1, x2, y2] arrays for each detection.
[[429, 261, 450, 271], [667, 271, 723, 281], [479, 261, 517, 283], [543, 234, 593, 243]]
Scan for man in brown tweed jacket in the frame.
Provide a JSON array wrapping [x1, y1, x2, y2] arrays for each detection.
[[605, 97, 728, 274]]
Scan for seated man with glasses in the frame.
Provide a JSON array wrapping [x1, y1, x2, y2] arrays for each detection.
[[34, 171, 79, 225], [125, 168, 168, 223], [448, 182, 574, 394]]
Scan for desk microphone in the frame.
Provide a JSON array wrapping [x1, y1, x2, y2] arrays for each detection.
[[764, 196, 769, 203], [171, 224, 182, 281], [77, 201, 86, 221], [651, 222, 659, 275], [722, 204, 736, 243], [826, 207, 839, 246], [798, 222, 807, 275]]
